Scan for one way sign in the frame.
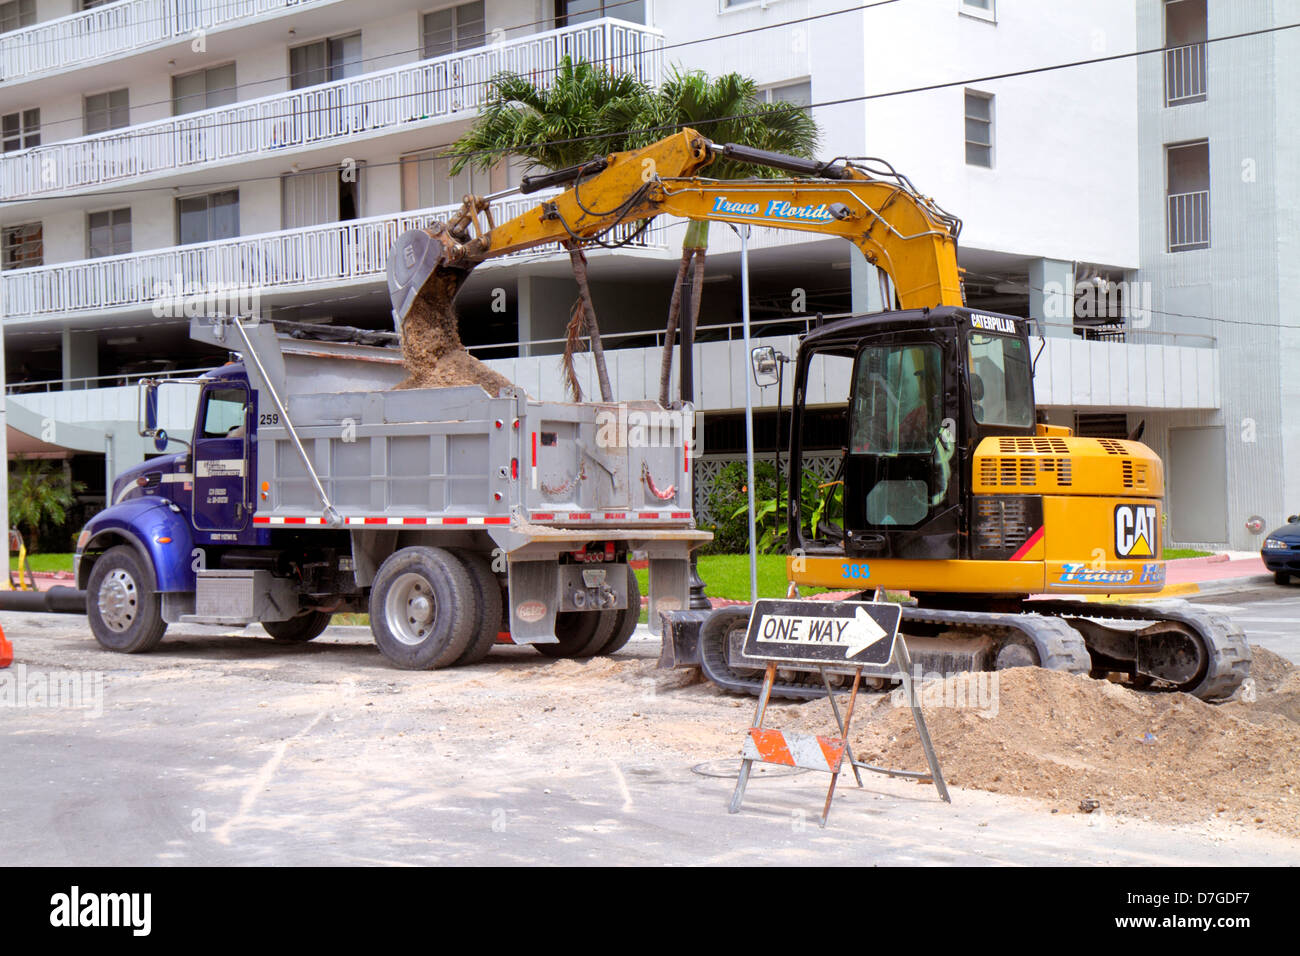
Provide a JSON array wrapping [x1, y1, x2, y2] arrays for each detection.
[[742, 599, 902, 669]]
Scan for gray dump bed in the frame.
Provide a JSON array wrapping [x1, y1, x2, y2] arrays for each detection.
[[190, 317, 707, 637]]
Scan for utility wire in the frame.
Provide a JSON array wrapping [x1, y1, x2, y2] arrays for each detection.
[[2, 15, 1294, 210]]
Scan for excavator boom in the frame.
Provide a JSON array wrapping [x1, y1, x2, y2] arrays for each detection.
[[386, 128, 964, 327]]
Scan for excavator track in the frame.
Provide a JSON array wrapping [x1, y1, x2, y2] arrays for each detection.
[[691, 597, 1247, 703], [696, 602, 1091, 701], [1029, 598, 1252, 701]]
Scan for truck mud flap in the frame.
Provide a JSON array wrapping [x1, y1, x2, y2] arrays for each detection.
[[507, 560, 559, 644], [646, 557, 689, 637]]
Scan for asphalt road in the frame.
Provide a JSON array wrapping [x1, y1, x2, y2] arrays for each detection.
[[2, 585, 1298, 867], [1191, 580, 1300, 664]]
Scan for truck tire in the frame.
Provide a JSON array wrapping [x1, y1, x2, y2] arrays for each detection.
[[451, 550, 504, 666], [594, 566, 641, 657], [1275, 571, 1290, 586], [534, 610, 606, 658], [86, 545, 168, 654], [263, 611, 331, 643], [370, 546, 475, 669]]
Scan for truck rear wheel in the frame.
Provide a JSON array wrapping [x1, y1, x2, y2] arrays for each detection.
[[534, 610, 609, 658], [86, 545, 167, 653], [593, 566, 641, 657], [370, 546, 475, 669], [451, 550, 504, 666], [263, 611, 331, 643]]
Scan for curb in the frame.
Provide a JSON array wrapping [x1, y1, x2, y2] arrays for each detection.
[[1165, 553, 1230, 568]]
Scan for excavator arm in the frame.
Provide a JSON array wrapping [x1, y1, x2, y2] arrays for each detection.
[[386, 127, 964, 326]]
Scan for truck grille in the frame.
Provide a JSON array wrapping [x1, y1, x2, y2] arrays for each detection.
[[974, 495, 1041, 559]]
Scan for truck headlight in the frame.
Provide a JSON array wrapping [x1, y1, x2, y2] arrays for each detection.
[[1263, 538, 1288, 551]]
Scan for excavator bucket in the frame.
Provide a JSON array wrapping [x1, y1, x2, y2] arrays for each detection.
[[386, 224, 473, 334]]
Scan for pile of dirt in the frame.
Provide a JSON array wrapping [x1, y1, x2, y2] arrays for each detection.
[[808, 648, 1300, 836], [395, 274, 514, 395]]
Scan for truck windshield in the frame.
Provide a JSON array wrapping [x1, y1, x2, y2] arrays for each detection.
[[849, 343, 942, 455], [967, 333, 1034, 428]]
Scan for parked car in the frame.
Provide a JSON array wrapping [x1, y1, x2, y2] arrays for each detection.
[[1261, 515, 1300, 584]]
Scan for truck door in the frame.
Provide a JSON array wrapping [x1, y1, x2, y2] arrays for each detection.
[[192, 383, 252, 532], [842, 332, 961, 558]]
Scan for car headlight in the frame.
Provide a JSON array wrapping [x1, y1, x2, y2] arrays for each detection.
[[1263, 538, 1289, 551]]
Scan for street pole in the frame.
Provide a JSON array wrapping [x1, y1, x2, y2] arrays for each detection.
[[0, 317, 9, 590], [739, 225, 758, 603]]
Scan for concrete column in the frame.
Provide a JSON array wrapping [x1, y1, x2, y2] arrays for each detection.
[[61, 329, 98, 389], [849, 246, 885, 314], [1029, 259, 1075, 337], [516, 275, 533, 358]]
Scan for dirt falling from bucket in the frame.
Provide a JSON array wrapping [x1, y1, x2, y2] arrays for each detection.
[[395, 271, 514, 395]]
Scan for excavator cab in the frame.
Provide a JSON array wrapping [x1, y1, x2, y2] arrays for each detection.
[[787, 306, 1036, 562]]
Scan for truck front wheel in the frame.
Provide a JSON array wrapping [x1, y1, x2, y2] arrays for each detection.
[[86, 545, 168, 653], [370, 546, 475, 669], [263, 611, 331, 643]]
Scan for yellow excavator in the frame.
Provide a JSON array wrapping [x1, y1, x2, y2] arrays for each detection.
[[387, 128, 1250, 701]]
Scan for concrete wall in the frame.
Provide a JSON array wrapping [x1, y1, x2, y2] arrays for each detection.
[[1135, 0, 1297, 547]]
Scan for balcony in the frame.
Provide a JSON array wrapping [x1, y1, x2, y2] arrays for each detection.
[[0, 193, 665, 326], [0, 18, 663, 204], [0, 0, 339, 86], [1167, 189, 1210, 252], [1164, 42, 1207, 106]]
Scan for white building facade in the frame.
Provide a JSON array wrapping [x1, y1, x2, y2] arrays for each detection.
[[0, 0, 1278, 549]]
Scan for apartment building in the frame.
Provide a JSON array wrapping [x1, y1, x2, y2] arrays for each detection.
[[0, 0, 1280, 550]]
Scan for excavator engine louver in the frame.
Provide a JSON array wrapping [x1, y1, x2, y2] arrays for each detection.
[[973, 495, 1042, 560]]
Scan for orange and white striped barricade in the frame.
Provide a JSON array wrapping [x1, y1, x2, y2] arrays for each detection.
[[728, 596, 950, 826]]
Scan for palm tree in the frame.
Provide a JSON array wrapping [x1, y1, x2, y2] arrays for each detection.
[[450, 57, 653, 402], [615, 70, 821, 406], [8, 457, 84, 554]]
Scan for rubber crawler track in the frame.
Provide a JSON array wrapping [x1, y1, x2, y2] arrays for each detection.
[[698, 603, 1092, 701], [1031, 598, 1252, 701]]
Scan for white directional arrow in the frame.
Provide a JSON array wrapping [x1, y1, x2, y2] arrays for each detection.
[[755, 606, 888, 658]]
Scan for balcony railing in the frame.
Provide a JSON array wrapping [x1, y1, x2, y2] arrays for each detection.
[[1165, 42, 1207, 106], [0, 18, 663, 203], [1167, 189, 1210, 252], [0, 0, 332, 84], [0, 194, 665, 321]]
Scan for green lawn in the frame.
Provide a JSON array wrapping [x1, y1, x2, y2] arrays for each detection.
[[10, 552, 75, 573], [634, 553, 833, 603], [1163, 548, 1213, 560]]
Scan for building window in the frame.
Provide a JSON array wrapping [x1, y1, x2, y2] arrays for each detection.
[[172, 64, 237, 116], [1164, 0, 1207, 106], [555, 0, 645, 26], [962, 0, 993, 11], [88, 208, 132, 258], [400, 148, 521, 211], [0, 0, 34, 34], [964, 90, 993, 167], [423, 2, 486, 59], [2, 222, 42, 270], [1, 109, 39, 152], [290, 32, 363, 89], [80, 0, 115, 8], [177, 190, 239, 245], [1166, 140, 1210, 252], [84, 89, 130, 135], [759, 80, 812, 112], [282, 167, 361, 229]]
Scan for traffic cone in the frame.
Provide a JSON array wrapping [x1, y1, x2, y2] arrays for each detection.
[[0, 622, 11, 669]]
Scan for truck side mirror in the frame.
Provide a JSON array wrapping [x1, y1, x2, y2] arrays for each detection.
[[1289, 515, 1299, 524], [140, 380, 159, 435], [154, 430, 170, 452], [751, 346, 779, 387]]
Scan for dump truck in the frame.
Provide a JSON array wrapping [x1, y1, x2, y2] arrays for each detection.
[[74, 316, 704, 668]]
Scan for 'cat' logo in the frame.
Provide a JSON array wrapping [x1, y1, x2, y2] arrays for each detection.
[[1114, 504, 1157, 558]]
